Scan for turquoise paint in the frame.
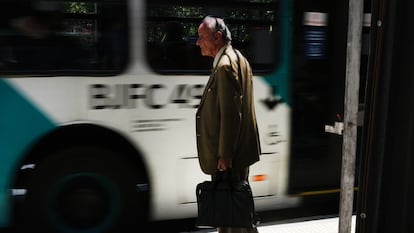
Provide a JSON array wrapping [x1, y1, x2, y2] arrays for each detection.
[[263, 0, 293, 106], [0, 80, 55, 227]]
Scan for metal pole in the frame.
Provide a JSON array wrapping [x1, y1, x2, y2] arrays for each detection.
[[339, 0, 364, 232]]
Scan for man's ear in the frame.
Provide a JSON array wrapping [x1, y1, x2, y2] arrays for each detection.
[[215, 31, 222, 40]]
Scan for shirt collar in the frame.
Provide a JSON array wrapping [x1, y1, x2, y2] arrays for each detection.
[[213, 45, 229, 68]]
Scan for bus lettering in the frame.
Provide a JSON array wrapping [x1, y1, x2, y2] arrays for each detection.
[[145, 84, 165, 109], [89, 83, 204, 109], [169, 84, 204, 108]]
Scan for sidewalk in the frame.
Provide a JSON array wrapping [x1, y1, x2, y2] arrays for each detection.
[[193, 215, 356, 233]]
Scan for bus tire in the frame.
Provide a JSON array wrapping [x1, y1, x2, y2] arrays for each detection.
[[16, 146, 149, 233]]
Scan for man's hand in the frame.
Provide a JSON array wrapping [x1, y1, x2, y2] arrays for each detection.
[[217, 158, 232, 171]]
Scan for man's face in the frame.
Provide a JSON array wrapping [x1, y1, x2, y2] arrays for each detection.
[[196, 23, 217, 58]]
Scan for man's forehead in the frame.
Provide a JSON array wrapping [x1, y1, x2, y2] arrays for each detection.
[[198, 23, 210, 33]]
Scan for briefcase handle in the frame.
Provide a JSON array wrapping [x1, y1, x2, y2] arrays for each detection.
[[213, 169, 247, 189]]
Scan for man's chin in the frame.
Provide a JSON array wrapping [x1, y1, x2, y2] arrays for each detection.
[[201, 52, 211, 57]]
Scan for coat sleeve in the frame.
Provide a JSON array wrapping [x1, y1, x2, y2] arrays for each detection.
[[216, 63, 243, 161]]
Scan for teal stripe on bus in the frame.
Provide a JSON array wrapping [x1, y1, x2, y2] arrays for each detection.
[[263, 0, 292, 106], [0, 79, 55, 227]]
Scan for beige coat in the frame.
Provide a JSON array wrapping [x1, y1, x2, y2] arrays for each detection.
[[196, 45, 261, 175]]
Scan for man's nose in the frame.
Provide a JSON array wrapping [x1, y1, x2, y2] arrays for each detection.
[[196, 38, 200, 46]]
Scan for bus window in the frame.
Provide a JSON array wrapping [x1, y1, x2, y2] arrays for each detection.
[[0, 0, 129, 75], [146, 0, 281, 74]]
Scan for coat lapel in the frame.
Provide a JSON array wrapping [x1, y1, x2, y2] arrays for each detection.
[[197, 46, 230, 110], [198, 68, 216, 109]]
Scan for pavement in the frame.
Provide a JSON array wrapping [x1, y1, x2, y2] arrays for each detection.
[[188, 215, 356, 233]]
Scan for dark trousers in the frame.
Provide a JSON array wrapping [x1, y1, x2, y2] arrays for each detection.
[[212, 167, 249, 181], [212, 167, 259, 233]]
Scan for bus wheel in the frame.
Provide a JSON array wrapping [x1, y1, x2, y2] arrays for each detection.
[[16, 146, 149, 233]]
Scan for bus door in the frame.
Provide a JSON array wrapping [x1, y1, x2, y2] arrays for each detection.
[[288, 0, 370, 196]]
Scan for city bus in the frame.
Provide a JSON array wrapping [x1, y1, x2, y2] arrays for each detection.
[[0, 0, 368, 232]]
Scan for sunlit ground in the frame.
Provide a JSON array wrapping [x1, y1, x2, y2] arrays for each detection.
[[192, 215, 356, 233]]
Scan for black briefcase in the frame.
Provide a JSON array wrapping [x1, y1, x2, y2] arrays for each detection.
[[195, 171, 260, 228]]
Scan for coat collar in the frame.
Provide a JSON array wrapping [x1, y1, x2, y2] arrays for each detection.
[[213, 44, 230, 68]]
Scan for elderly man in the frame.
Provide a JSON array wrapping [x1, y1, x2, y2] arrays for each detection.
[[195, 15, 261, 233]]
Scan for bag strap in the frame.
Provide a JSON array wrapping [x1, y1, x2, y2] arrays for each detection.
[[233, 48, 244, 96], [223, 48, 243, 96], [213, 170, 235, 187]]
